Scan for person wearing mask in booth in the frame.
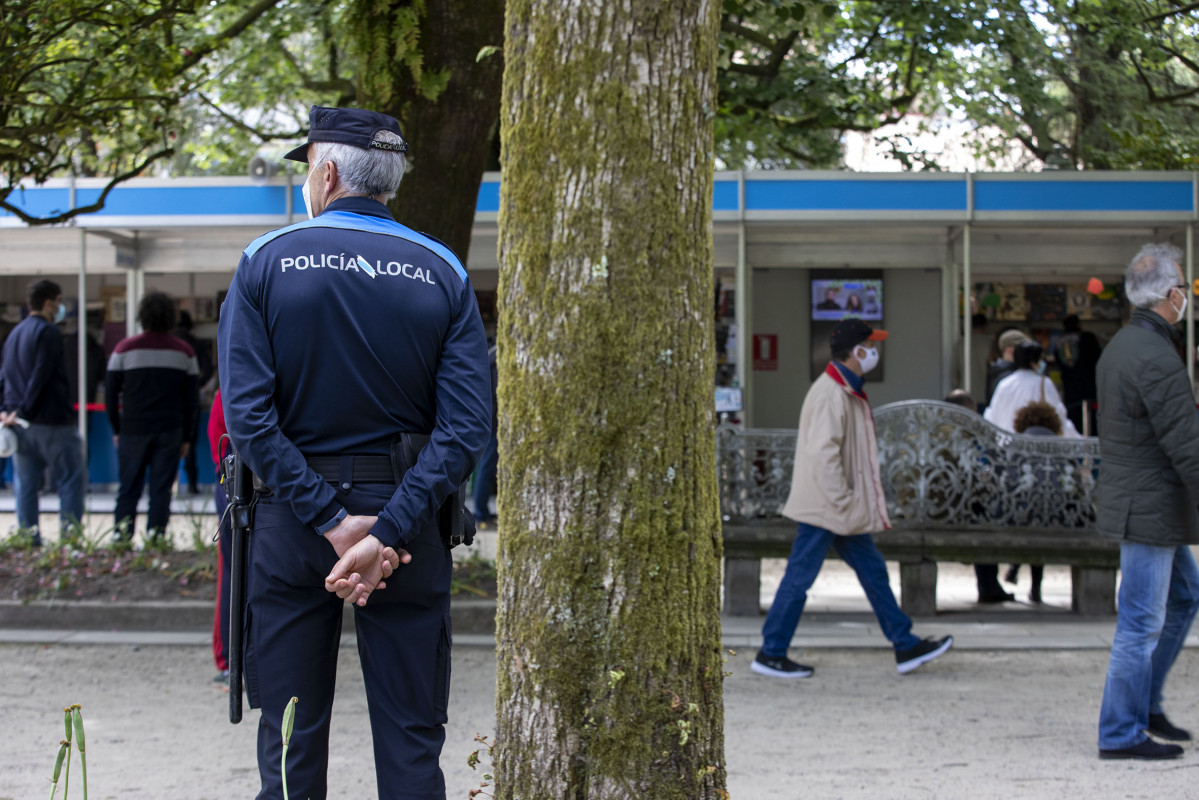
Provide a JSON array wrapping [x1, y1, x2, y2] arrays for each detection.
[[984, 341, 1079, 439], [984, 327, 1031, 410], [751, 318, 953, 679]]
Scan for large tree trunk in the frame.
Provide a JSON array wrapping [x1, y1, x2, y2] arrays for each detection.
[[352, 0, 505, 262], [494, 2, 725, 799]]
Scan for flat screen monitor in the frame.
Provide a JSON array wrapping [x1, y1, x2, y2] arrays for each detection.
[[811, 278, 883, 321]]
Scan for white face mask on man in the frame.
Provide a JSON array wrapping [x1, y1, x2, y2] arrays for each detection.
[[1170, 287, 1188, 323], [855, 344, 880, 374], [301, 172, 315, 219]]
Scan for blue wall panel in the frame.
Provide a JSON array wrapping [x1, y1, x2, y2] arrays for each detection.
[[745, 179, 966, 211], [975, 180, 1193, 212]]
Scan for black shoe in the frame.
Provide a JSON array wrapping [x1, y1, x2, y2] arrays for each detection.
[[978, 590, 1014, 604], [751, 651, 814, 679], [213, 670, 230, 685], [896, 635, 953, 674], [1099, 739, 1184, 760], [1148, 713, 1192, 742], [1004, 565, 1019, 585]]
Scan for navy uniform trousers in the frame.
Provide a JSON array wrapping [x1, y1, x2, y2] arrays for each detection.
[[244, 480, 452, 800]]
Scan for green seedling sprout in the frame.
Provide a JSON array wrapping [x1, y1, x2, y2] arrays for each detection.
[[48, 704, 87, 800], [281, 696, 298, 800], [61, 707, 72, 799], [71, 705, 87, 800], [48, 741, 69, 800]]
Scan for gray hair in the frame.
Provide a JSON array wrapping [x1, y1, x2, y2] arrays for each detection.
[[311, 130, 407, 201], [1125, 243, 1183, 309]]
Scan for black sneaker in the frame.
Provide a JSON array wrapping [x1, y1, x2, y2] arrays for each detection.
[[896, 635, 954, 674], [751, 651, 814, 679], [1148, 713, 1192, 742], [1099, 739, 1184, 760]]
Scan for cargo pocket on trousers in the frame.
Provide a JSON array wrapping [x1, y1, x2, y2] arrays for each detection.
[[433, 613, 451, 725]]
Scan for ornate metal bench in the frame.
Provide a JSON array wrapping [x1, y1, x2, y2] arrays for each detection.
[[718, 400, 1118, 616]]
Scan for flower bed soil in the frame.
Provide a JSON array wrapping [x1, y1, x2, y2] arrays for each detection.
[[0, 546, 218, 603], [0, 545, 497, 603]]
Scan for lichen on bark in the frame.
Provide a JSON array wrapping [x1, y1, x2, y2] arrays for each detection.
[[494, 2, 726, 798]]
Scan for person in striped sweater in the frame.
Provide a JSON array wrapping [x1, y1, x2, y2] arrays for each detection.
[[105, 292, 199, 543]]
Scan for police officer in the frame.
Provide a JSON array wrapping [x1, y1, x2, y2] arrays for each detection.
[[218, 105, 492, 800]]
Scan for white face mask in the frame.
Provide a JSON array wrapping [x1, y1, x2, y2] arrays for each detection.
[[1171, 288, 1188, 323], [301, 172, 314, 219], [855, 345, 880, 375]]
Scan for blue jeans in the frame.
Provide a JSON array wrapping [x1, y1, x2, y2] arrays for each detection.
[[13, 423, 85, 535], [761, 522, 920, 656], [472, 428, 498, 520], [1098, 542, 1199, 749]]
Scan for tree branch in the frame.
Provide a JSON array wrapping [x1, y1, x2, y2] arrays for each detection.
[[196, 93, 304, 141], [1144, 1, 1199, 23], [0, 147, 174, 226], [179, 0, 285, 71], [719, 19, 777, 51]]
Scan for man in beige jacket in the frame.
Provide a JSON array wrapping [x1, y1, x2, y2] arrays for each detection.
[[752, 318, 954, 678]]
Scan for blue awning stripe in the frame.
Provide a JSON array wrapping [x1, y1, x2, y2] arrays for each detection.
[[1, 174, 1193, 221]]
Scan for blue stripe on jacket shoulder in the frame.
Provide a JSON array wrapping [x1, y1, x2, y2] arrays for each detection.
[[242, 212, 468, 283]]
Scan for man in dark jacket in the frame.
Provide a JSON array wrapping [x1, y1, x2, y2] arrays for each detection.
[[1055, 314, 1102, 435], [1096, 243, 1199, 761], [0, 280, 85, 544], [106, 292, 199, 542]]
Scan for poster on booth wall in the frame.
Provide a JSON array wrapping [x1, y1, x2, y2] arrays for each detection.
[[1024, 284, 1067, 322], [1089, 283, 1125, 320], [1066, 283, 1092, 319], [993, 283, 1029, 321]]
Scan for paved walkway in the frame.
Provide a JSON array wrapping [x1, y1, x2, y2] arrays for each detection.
[[5, 493, 1199, 797]]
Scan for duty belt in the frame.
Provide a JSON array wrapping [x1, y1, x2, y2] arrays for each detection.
[[306, 454, 395, 485]]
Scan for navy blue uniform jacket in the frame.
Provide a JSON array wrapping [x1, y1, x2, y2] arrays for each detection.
[[217, 197, 492, 549], [0, 315, 73, 425]]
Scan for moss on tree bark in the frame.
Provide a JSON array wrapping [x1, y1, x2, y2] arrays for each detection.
[[494, 2, 725, 798]]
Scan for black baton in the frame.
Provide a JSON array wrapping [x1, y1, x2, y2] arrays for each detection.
[[226, 451, 255, 724]]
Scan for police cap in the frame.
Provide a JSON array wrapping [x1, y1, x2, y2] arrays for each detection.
[[283, 105, 408, 163]]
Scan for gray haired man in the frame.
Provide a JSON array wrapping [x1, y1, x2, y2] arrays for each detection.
[[1096, 243, 1199, 760]]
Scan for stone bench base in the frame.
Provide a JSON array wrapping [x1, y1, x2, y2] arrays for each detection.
[[723, 522, 1119, 617]]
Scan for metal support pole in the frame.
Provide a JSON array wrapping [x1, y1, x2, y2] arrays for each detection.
[[77, 229, 87, 459], [962, 173, 974, 398], [126, 237, 142, 338], [944, 232, 958, 396], [963, 224, 973, 396], [68, 175, 88, 458], [734, 170, 753, 427]]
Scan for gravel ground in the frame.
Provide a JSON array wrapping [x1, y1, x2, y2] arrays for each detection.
[[2, 642, 1198, 799]]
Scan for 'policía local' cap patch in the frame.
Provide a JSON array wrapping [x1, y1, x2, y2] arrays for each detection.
[[283, 106, 408, 162]]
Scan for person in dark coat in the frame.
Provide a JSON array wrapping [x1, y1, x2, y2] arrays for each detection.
[[975, 327, 1038, 604], [1054, 314, 1101, 435], [0, 280, 85, 543], [219, 105, 491, 799], [1095, 243, 1199, 761], [63, 326, 106, 404]]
